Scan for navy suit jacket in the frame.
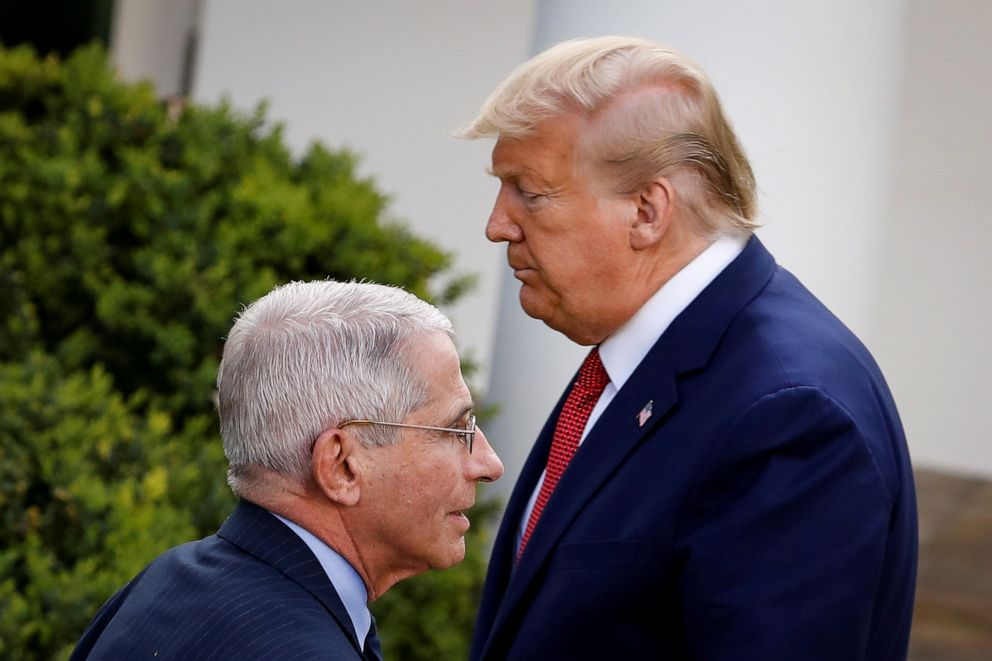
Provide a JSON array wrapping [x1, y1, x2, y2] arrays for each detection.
[[71, 500, 382, 661], [472, 238, 917, 660]]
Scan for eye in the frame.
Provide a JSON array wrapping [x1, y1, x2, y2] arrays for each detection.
[[514, 182, 545, 204], [454, 415, 476, 453]]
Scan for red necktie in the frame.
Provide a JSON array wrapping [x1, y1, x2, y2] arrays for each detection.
[[518, 348, 610, 559]]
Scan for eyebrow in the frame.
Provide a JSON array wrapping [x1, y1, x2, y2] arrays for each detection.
[[446, 403, 475, 427], [486, 166, 555, 191], [486, 164, 532, 180]]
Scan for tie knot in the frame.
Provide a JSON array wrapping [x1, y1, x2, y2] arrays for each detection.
[[576, 347, 610, 395]]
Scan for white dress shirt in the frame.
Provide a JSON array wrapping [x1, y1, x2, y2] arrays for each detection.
[[273, 513, 372, 647], [517, 233, 748, 550]]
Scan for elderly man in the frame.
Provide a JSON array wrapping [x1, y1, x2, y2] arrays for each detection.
[[461, 37, 916, 660], [70, 280, 503, 660]]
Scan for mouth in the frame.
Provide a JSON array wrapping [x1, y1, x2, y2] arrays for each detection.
[[447, 510, 471, 531], [511, 265, 535, 280], [506, 248, 533, 275]]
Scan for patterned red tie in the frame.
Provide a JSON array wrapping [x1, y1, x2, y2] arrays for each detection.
[[518, 347, 610, 559]]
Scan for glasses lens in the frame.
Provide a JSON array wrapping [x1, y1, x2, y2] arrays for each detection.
[[464, 415, 476, 453]]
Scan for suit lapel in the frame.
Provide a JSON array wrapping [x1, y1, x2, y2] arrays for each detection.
[[481, 236, 777, 656], [472, 384, 570, 654], [488, 350, 681, 645], [217, 500, 369, 659]]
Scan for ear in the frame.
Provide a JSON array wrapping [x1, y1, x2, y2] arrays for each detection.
[[629, 178, 674, 250], [311, 428, 362, 507]]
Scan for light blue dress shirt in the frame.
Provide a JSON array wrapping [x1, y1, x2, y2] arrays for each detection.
[[272, 513, 372, 647]]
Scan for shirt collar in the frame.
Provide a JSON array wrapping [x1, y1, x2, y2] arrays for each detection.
[[598, 233, 748, 389], [272, 512, 371, 646]]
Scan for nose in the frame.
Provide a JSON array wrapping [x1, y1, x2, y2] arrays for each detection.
[[485, 187, 523, 244], [469, 426, 504, 483]]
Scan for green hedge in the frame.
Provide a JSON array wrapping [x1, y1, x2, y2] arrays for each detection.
[[0, 43, 488, 660]]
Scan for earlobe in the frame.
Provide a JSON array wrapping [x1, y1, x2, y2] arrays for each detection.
[[312, 429, 361, 507], [630, 179, 674, 250]]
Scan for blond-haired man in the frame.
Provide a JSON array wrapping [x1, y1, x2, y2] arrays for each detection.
[[463, 37, 916, 660]]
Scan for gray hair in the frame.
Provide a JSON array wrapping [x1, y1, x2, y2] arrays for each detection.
[[217, 280, 454, 497], [458, 36, 758, 236]]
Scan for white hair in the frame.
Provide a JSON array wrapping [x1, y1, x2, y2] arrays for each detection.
[[216, 280, 454, 497]]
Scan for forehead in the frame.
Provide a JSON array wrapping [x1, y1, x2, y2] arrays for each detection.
[[490, 114, 584, 181], [404, 332, 470, 416]]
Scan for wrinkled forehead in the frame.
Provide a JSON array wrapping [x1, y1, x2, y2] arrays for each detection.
[[491, 114, 589, 172], [492, 118, 620, 197], [402, 331, 471, 416]]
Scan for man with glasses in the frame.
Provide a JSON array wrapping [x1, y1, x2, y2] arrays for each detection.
[[71, 280, 503, 660]]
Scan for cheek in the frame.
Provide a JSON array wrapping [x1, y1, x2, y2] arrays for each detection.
[[405, 460, 460, 512], [543, 249, 598, 298], [530, 238, 581, 284]]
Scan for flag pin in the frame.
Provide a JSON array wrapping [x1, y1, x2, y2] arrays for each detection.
[[637, 400, 653, 427]]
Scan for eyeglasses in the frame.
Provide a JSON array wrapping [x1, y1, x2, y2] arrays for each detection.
[[339, 414, 476, 453]]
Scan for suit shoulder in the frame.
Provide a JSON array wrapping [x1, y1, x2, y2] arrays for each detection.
[[77, 534, 359, 660], [698, 267, 909, 493], [726, 267, 886, 392]]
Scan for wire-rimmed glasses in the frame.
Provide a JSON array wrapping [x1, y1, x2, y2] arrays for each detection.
[[339, 414, 476, 453]]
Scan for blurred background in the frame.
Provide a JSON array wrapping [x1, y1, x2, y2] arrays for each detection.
[[1, 0, 989, 659]]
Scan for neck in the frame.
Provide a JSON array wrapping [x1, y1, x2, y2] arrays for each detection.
[[641, 227, 713, 292], [578, 232, 712, 345], [257, 488, 417, 602]]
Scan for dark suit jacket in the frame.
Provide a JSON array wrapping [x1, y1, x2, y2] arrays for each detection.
[[472, 237, 917, 660], [71, 500, 382, 661]]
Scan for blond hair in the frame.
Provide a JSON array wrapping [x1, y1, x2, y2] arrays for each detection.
[[459, 36, 758, 235]]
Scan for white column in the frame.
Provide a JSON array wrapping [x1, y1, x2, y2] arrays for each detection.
[[110, 0, 202, 96], [484, 0, 911, 496]]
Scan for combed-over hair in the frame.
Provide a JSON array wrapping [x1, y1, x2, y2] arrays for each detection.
[[216, 280, 454, 497], [458, 36, 758, 235]]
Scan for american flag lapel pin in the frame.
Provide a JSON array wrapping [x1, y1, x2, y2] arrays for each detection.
[[636, 400, 654, 427]]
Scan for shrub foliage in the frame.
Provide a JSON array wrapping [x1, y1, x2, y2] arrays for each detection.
[[0, 43, 486, 660]]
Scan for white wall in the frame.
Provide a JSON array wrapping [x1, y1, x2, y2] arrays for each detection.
[[874, 0, 992, 475], [192, 0, 537, 391]]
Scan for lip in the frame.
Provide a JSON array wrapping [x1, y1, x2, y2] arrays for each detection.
[[506, 248, 532, 274], [448, 511, 471, 532]]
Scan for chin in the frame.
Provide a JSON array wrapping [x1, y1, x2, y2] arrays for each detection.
[[430, 539, 467, 570], [518, 289, 553, 325]]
